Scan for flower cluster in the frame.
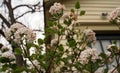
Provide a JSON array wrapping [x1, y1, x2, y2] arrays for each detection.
[[1, 46, 9, 52], [49, 2, 65, 15], [79, 47, 99, 64], [0, 45, 15, 61], [62, 12, 78, 21], [107, 44, 120, 54], [108, 7, 120, 21], [2, 51, 16, 60], [4, 23, 36, 44], [14, 27, 36, 44], [83, 29, 96, 44]]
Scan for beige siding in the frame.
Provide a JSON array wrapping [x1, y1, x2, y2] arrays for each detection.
[[61, 0, 120, 31]]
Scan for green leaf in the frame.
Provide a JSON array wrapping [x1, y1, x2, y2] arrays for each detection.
[[58, 24, 63, 29], [71, 9, 75, 13], [80, 10, 85, 16], [75, 1, 80, 9], [14, 48, 23, 55], [99, 52, 106, 58], [0, 57, 10, 63], [74, 62, 82, 70], [64, 19, 72, 26], [112, 40, 117, 44], [104, 68, 108, 73], [49, 16, 58, 21], [12, 66, 26, 73], [67, 38, 76, 47], [58, 45, 64, 51], [117, 66, 120, 73], [1, 64, 9, 71], [38, 38, 43, 45], [110, 19, 117, 24], [11, 64, 17, 70], [45, 28, 57, 34], [48, 21, 54, 27], [48, 21, 57, 27], [61, 66, 68, 72], [26, 43, 34, 49]]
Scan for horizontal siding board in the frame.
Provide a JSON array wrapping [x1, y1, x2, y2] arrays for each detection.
[[60, 0, 120, 30], [63, 0, 120, 23]]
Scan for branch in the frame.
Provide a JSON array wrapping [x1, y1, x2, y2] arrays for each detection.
[[14, 2, 42, 20], [13, 4, 33, 10], [0, 29, 5, 37], [15, 10, 42, 20], [0, 43, 3, 48], [15, 11, 31, 20], [4, 0, 16, 24], [13, 2, 41, 10], [0, 13, 11, 27]]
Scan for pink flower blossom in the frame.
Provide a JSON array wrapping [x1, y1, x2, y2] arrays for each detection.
[[62, 12, 78, 20], [14, 27, 36, 44], [49, 2, 65, 14], [2, 51, 16, 60], [108, 7, 120, 21], [80, 47, 99, 64], [107, 44, 116, 50], [1, 46, 9, 52], [83, 29, 96, 44], [10, 23, 25, 32]]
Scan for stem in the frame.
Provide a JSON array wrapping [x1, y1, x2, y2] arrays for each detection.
[[9, 62, 12, 73], [21, 44, 41, 73], [24, 60, 29, 73], [90, 61, 93, 73], [46, 19, 61, 73], [111, 63, 120, 73], [29, 58, 42, 73], [116, 23, 120, 30]]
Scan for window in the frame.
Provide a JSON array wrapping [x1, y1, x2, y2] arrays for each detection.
[[92, 31, 120, 68]]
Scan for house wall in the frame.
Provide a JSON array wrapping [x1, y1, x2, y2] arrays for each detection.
[[60, 0, 120, 31]]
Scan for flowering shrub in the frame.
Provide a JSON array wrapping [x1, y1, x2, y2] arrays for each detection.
[[0, 1, 120, 73], [108, 7, 120, 30]]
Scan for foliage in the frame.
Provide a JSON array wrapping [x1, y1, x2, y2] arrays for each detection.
[[0, 1, 120, 73]]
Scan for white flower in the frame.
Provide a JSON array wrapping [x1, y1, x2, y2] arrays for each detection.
[[49, 2, 65, 14], [108, 68, 118, 73], [62, 12, 78, 20], [28, 60, 40, 69], [94, 67, 104, 73], [108, 7, 120, 21], [79, 48, 99, 64], [2, 51, 16, 60], [1, 46, 9, 52], [105, 51, 111, 57], [10, 23, 25, 32], [4, 23, 25, 40], [51, 39, 58, 46], [14, 27, 36, 44], [4, 28, 12, 40], [107, 44, 116, 50], [83, 29, 96, 44], [62, 13, 70, 19], [32, 60, 40, 68]]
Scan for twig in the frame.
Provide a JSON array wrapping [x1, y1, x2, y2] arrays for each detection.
[[15, 11, 32, 20], [111, 63, 120, 73], [0, 13, 11, 27], [13, 2, 41, 10], [4, 0, 16, 24]]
